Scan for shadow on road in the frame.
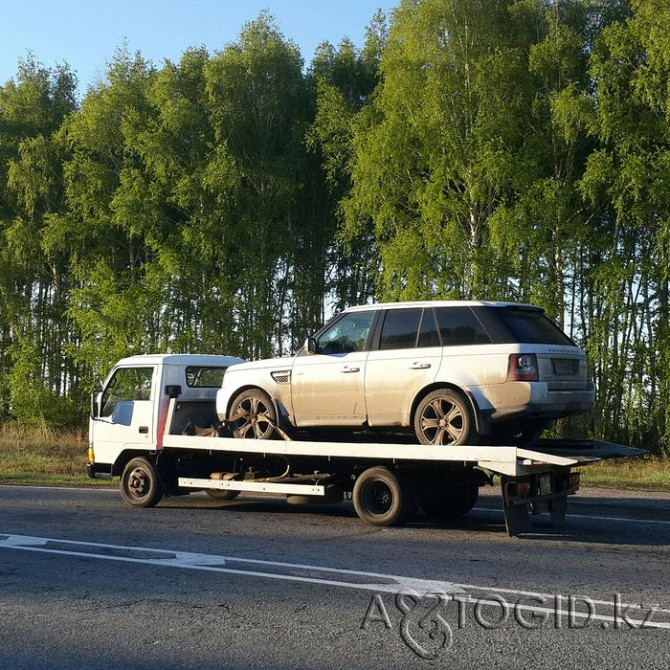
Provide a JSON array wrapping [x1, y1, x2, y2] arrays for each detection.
[[160, 494, 670, 547]]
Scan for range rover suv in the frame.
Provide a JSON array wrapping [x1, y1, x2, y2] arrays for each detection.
[[216, 302, 595, 446]]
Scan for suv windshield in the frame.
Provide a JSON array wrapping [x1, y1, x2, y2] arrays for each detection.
[[499, 308, 575, 345]]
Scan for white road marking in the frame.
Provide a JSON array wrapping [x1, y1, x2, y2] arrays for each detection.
[[472, 507, 670, 526], [562, 512, 670, 526], [1, 533, 668, 629]]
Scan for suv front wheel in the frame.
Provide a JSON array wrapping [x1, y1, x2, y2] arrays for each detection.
[[229, 388, 277, 439], [414, 389, 476, 446]]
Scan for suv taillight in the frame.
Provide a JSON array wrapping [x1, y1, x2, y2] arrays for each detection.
[[507, 354, 539, 381]]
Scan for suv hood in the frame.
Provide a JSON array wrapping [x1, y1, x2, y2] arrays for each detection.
[[225, 356, 295, 374]]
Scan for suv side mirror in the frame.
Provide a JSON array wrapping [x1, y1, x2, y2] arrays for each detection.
[[305, 337, 318, 354]]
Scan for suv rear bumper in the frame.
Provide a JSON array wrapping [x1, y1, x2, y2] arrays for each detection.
[[478, 381, 595, 423]]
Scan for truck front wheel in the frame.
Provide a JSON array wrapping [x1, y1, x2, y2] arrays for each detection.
[[120, 457, 164, 508]]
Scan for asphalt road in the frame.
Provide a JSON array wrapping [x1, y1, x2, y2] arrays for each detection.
[[1, 484, 669, 669]]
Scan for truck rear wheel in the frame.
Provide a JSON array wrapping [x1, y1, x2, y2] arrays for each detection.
[[422, 484, 479, 520], [353, 467, 417, 526], [120, 457, 164, 508], [229, 389, 277, 439]]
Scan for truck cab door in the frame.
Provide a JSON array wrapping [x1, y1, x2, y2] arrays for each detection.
[[90, 366, 157, 464]]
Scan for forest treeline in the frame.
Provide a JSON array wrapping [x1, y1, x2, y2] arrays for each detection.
[[0, 0, 668, 453]]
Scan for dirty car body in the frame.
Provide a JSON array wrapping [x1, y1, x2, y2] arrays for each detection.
[[217, 301, 595, 446]]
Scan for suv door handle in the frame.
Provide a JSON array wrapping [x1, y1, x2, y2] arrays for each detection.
[[138, 426, 149, 434], [341, 366, 360, 373], [409, 363, 431, 370]]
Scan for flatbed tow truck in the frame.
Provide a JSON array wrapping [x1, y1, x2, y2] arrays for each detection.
[[87, 355, 644, 536]]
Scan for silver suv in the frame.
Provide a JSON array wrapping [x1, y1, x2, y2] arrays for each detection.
[[216, 301, 595, 446]]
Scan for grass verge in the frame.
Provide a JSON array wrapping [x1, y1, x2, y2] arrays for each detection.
[[578, 455, 670, 492], [0, 423, 112, 487], [1, 425, 668, 491]]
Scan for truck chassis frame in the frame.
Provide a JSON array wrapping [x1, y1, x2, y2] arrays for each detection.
[[108, 398, 645, 536]]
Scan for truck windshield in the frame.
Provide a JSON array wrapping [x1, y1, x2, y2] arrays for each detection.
[[101, 366, 154, 417]]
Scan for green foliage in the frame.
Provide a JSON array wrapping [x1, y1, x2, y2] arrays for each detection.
[[0, 3, 669, 454]]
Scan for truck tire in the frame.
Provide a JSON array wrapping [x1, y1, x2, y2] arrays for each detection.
[[353, 467, 417, 526], [413, 388, 476, 446], [120, 457, 164, 508], [205, 489, 241, 500], [229, 388, 277, 439], [422, 484, 479, 520]]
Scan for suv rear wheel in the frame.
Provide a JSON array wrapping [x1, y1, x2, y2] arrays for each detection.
[[414, 389, 476, 446]]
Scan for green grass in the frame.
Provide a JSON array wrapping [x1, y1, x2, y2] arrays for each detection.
[[0, 424, 668, 491], [578, 454, 670, 492], [0, 422, 111, 487]]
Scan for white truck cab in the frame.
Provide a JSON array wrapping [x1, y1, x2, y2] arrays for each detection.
[[88, 354, 244, 478]]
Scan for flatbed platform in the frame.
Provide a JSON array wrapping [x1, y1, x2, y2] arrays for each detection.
[[163, 399, 644, 478]]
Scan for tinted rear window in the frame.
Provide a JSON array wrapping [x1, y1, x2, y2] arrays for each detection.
[[499, 309, 574, 345], [434, 307, 491, 346]]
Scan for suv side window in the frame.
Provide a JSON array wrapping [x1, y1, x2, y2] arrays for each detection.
[[379, 308, 423, 350], [435, 307, 490, 346], [317, 311, 375, 354], [417, 309, 440, 347]]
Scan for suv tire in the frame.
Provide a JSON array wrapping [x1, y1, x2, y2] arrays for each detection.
[[229, 388, 277, 439], [414, 388, 476, 446]]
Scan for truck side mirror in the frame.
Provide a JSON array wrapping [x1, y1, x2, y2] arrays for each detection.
[[90, 391, 102, 419], [165, 384, 182, 399], [305, 337, 317, 354]]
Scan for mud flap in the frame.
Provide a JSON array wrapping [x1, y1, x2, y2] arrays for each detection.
[[549, 494, 568, 530], [501, 477, 531, 537]]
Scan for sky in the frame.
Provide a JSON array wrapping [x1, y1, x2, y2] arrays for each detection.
[[0, 0, 397, 95]]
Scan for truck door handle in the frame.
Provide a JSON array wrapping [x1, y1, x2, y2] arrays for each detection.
[[409, 363, 431, 370], [341, 366, 360, 373], [139, 426, 149, 434]]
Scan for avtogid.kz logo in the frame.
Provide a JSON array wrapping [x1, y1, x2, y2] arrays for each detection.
[[361, 588, 667, 660]]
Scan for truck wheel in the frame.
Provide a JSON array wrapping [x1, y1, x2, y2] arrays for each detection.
[[353, 467, 417, 526], [422, 484, 479, 520], [229, 389, 277, 439], [120, 457, 164, 508], [205, 490, 240, 500], [413, 389, 476, 446]]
